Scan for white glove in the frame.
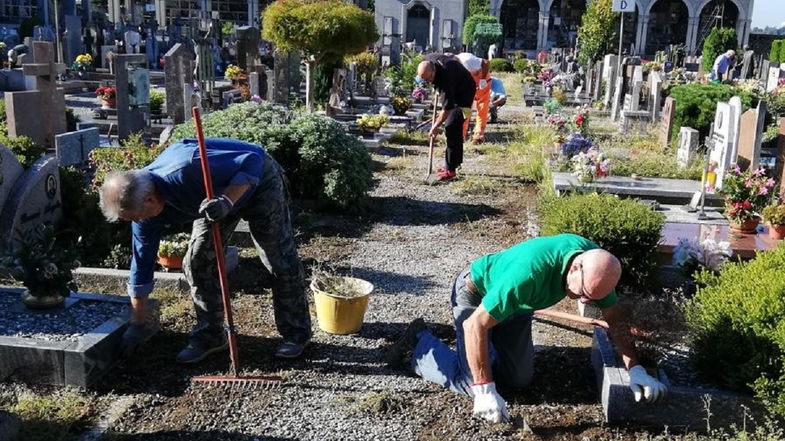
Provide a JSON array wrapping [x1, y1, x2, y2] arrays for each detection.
[[478, 79, 488, 89], [471, 382, 510, 423], [628, 365, 667, 404]]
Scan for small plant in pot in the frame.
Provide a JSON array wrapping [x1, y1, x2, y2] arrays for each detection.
[[149, 90, 165, 116], [0, 225, 80, 309], [762, 203, 785, 240], [157, 233, 189, 270], [355, 114, 389, 134], [718, 166, 774, 234], [390, 95, 411, 116]]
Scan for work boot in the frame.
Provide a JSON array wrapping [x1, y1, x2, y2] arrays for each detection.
[[275, 341, 308, 359], [436, 169, 457, 181], [384, 318, 426, 368], [175, 328, 228, 364]]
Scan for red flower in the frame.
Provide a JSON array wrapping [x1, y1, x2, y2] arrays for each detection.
[[742, 200, 752, 210]]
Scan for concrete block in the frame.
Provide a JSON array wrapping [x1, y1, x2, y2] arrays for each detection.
[[577, 300, 602, 319], [592, 327, 765, 430]]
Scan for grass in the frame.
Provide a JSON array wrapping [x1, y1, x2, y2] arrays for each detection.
[[493, 72, 523, 107], [388, 129, 429, 146], [609, 151, 704, 180], [351, 392, 407, 416], [452, 175, 505, 195], [1, 388, 94, 441]]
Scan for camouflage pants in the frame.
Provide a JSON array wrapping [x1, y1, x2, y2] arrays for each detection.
[[183, 154, 312, 345]]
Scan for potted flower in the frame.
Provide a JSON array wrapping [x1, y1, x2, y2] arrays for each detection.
[[157, 233, 189, 270], [762, 203, 785, 240], [225, 64, 247, 83], [560, 132, 594, 160], [390, 95, 411, 116], [571, 147, 611, 183], [72, 53, 93, 76], [355, 114, 389, 134], [0, 225, 80, 309], [411, 86, 428, 103], [717, 166, 775, 234], [95, 86, 117, 109]]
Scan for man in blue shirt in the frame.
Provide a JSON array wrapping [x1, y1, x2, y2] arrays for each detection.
[[99, 138, 312, 363], [709, 50, 736, 82], [489, 77, 507, 123]]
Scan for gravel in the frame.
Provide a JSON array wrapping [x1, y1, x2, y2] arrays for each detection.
[[0, 292, 126, 342]]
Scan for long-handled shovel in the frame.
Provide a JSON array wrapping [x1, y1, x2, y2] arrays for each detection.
[[191, 106, 282, 387], [424, 95, 440, 183]]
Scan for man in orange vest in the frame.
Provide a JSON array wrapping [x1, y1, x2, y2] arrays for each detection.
[[457, 53, 491, 144]]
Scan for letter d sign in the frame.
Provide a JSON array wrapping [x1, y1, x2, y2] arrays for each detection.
[[612, 0, 634, 12]]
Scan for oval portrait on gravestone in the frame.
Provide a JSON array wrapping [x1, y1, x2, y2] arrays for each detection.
[[717, 112, 724, 130], [46, 174, 57, 199]]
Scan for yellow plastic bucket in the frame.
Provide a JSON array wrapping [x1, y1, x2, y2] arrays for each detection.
[[310, 277, 373, 335]]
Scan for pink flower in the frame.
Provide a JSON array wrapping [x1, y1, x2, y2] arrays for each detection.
[[753, 167, 765, 177], [766, 178, 775, 188], [759, 186, 769, 196], [733, 165, 742, 174], [744, 178, 754, 188]]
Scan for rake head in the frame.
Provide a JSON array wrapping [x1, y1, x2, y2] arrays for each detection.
[[192, 373, 284, 390]]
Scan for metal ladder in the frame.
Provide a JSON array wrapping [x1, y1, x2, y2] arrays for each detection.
[[697, 0, 726, 50]]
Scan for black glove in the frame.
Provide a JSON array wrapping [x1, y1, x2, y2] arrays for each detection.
[[121, 322, 148, 358], [199, 195, 233, 222]]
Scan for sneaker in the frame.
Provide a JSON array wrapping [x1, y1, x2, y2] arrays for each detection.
[[436, 169, 457, 181], [384, 318, 426, 368], [275, 341, 308, 359], [175, 332, 228, 364]]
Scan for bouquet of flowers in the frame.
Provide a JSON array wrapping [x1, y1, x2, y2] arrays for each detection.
[[95, 86, 116, 100], [356, 114, 389, 131], [672, 237, 732, 278], [543, 98, 562, 114], [572, 106, 590, 137], [718, 166, 775, 223], [72, 53, 93, 71], [546, 114, 568, 133], [560, 132, 594, 159], [390, 96, 412, 115], [571, 147, 610, 183], [411, 86, 428, 102], [224, 64, 246, 81], [539, 68, 555, 86]]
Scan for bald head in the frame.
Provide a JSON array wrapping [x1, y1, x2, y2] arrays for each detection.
[[417, 60, 435, 83], [580, 249, 621, 300]]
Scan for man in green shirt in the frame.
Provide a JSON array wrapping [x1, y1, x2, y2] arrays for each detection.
[[386, 233, 667, 423]]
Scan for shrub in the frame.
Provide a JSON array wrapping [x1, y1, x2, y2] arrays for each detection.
[[488, 58, 512, 72], [149, 90, 165, 114], [2, 134, 45, 167], [608, 151, 704, 180], [385, 51, 424, 96], [539, 193, 665, 289], [170, 102, 373, 208], [701, 27, 737, 73], [771, 40, 782, 64], [513, 58, 539, 76], [667, 83, 754, 141], [576, 0, 616, 65], [467, 0, 489, 16], [89, 133, 164, 188], [685, 243, 785, 417], [462, 15, 498, 47], [0, 98, 6, 123], [65, 108, 80, 132]]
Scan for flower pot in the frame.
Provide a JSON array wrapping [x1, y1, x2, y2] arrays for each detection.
[[21, 290, 66, 310], [769, 223, 785, 240], [101, 97, 116, 109], [311, 277, 373, 335], [729, 217, 760, 234], [157, 255, 183, 270]]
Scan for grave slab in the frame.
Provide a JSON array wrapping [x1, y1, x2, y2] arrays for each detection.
[[0, 288, 160, 388], [592, 327, 764, 430], [658, 222, 780, 261], [552, 173, 722, 206]]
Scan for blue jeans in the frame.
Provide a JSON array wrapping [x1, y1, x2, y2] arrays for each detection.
[[412, 268, 534, 396]]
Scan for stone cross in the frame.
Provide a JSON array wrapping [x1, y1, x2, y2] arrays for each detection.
[[676, 127, 699, 169], [736, 101, 767, 172], [5, 41, 67, 149]]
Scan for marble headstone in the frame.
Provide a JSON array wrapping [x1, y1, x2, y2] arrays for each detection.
[[54, 128, 101, 167], [767, 66, 782, 92], [659, 97, 676, 147], [649, 71, 663, 120], [736, 101, 767, 172], [677, 127, 699, 169], [630, 66, 643, 111], [602, 55, 618, 108], [164, 43, 194, 124], [776, 118, 785, 197], [0, 146, 25, 226], [708, 99, 742, 190]]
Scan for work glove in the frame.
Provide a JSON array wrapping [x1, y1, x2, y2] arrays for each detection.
[[478, 79, 488, 89], [120, 322, 149, 358], [199, 195, 233, 222], [471, 382, 510, 423], [628, 365, 667, 404]]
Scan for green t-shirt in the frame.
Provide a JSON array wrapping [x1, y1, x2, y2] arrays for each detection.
[[469, 233, 618, 322]]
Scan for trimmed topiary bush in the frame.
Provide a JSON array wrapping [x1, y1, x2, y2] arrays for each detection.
[[685, 243, 785, 417], [667, 83, 755, 142], [488, 58, 512, 72], [462, 14, 498, 47], [170, 102, 373, 209], [539, 193, 665, 289]]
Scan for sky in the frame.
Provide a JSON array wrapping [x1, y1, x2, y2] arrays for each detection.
[[751, 0, 785, 29]]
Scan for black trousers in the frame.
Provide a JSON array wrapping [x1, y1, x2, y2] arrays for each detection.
[[444, 109, 465, 171]]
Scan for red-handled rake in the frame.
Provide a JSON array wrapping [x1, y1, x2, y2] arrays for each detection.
[[191, 106, 283, 388]]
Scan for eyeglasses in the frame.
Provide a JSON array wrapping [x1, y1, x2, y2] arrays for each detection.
[[578, 264, 592, 301]]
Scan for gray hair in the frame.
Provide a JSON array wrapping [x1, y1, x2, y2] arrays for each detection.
[[99, 170, 155, 222]]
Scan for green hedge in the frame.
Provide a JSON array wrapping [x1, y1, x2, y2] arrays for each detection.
[[667, 83, 755, 142], [685, 244, 785, 417], [539, 193, 665, 289], [701, 27, 737, 73], [489, 58, 512, 72], [170, 102, 373, 209], [771, 40, 782, 64]]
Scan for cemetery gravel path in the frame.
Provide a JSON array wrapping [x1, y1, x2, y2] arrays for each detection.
[[76, 106, 639, 440]]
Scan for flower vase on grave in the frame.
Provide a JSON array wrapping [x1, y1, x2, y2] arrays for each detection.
[[21, 290, 66, 310], [157, 256, 183, 271], [768, 223, 785, 241], [728, 217, 760, 234]]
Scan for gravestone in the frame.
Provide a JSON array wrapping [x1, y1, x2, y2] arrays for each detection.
[[677, 127, 699, 168], [124, 30, 141, 54], [759, 59, 770, 84], [727, 97, 743, 161], [235, 26, 260, 71], [602, 55, 618, 108], [766, 66, 782, 92], [709, 100, 741, 190], [649, 71, 663, 119], [164, 43, 194, 124], [629, 66, 643, 111], [740, 50, 754, 79], [776, 118, 785, 197], [113, 54, 150, 141], [0, 147, 25, 227], [585, 64, 594, 96], [5, 42, 67, 149], [63, 15, 83, 67], [593, 61, 603, 102], [610, 75, 624, 121], [0, 155, 63, 251], [327, 68, 347, 114], [736, 101, 767, 172], [194, 37, 215, 109], [659, 97, 676, 147], [272, 50, 293, 105], [101, 45, 115, 69], [54, 128, 101, 167]]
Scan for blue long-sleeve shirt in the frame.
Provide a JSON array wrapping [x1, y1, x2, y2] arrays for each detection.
[[128, 138, 266, 298]]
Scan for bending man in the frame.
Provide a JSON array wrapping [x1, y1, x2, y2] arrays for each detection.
[[99, 138, 312, 363], [489, 76, 507, 123], [386, 234, 667, 423]]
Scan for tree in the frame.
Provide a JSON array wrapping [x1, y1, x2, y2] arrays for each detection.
[[701, 27, 737, 73], [462, 14, 498, 48], [467, 0, 490, 17], [576, 0, 617, 66], [473, 22, 502, 57], [262, 0, 379, 111], [770, 40, 781, 64]]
